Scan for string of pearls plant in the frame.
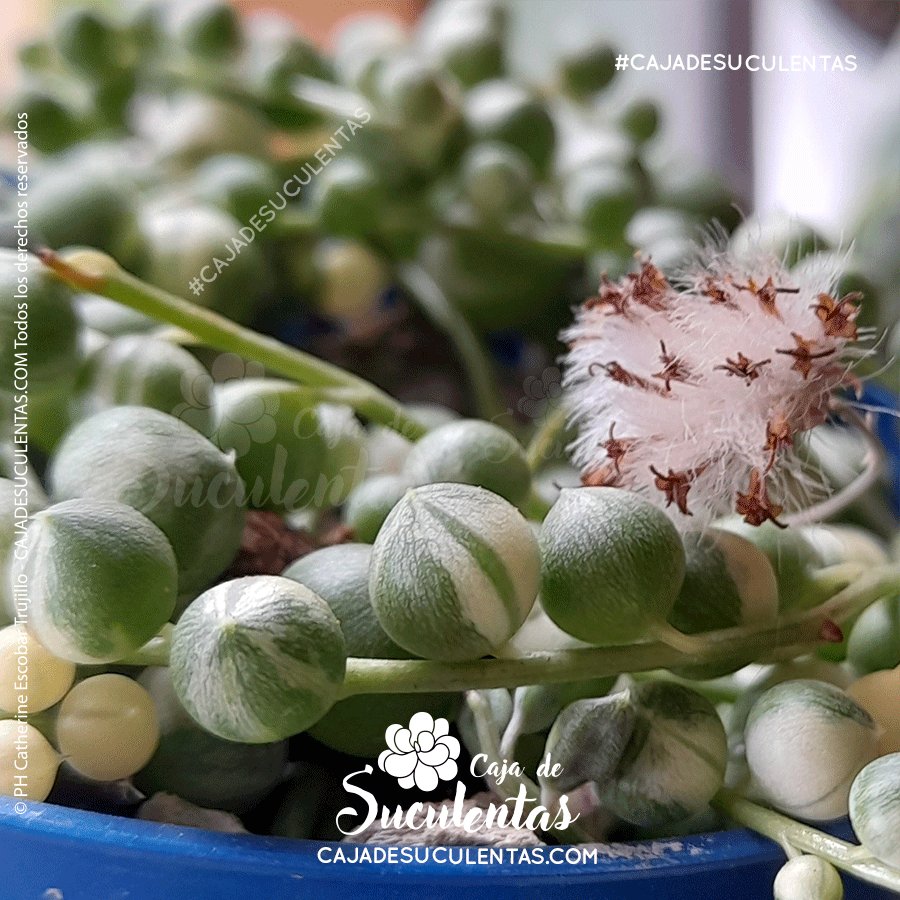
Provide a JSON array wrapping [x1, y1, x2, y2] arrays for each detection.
[[5, 245, 897, 896]]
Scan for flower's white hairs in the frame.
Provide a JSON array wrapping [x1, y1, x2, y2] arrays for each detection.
[[561, 239, 868, 528]]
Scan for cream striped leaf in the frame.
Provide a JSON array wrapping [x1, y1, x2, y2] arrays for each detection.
[[745, 679, 878, 821], [849, 754, 900, 869], [171, 576, 346, 743], [15, 499, 178, 664], [369, 482, 540, 661], [600, 681, 728, 827]]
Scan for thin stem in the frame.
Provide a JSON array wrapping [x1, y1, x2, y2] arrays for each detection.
[[157, 64, 367, 128], [778, 838, 803, 861], [525, 404, 569, 473], [806, 562, 866, 599], [499, 695, 526, 761], [466, 692, 596, 844], [395, 262, 507, 422], [522, 486, 553, 521], [123, 624, 173, 667], [339, 563, 899, 695], [654, 561, 895, 659], [39, 249, 427, 441], [441, 216, 589, 262], [120, 563, 900, 689], [650, 623, 713, 656], [268, 208, 319, 240], [629, 670, 745, 705], [784, 407, 884, 526], [713, 788, 900, 893], [817, 563, 900, 622]]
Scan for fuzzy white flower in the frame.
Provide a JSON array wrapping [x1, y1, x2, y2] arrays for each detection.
[[378, 712, 460, 791], [561, 239, 865, 527]]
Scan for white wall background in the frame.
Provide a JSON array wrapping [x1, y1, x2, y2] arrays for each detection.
[[509, 0, 900, 235], [753, 0, 900, 232]]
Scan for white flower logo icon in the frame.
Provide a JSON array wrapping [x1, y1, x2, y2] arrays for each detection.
[[517, 366, 563, 419], [378, 712, 460, 791], [175, 353, 275, 451]]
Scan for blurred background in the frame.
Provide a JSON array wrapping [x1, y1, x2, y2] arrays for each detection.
[[0, 0, 896, 434], [3, 0, 898, 230], [0, 0, 896, 848]]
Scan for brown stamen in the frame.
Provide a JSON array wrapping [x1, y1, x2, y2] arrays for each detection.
[[627, 260, 669, 311], [652, 341, 693, 391], [735, 468, 786, 527], [734, 277, 798, 319], [584, 274, 630, 316], [599, 422, 636, 476], [811, 291, 862, 340], [776, 332, 837, 379], [702, 278, 737, 308], [581, 463, 621, 487], [763, 414, 793, 472], [590, 361, 668, 395], [649, 465, 702, 516], [714, 352, 771, 384]]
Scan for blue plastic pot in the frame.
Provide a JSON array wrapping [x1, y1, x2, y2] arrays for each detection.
[[0, 797, 894, 899]]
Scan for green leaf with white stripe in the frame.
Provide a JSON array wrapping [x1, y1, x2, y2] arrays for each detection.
[[668, 528, 778, 678], [15, 499, 177, 664], [745, 679, 878, 821], [73, 334, 215, 435], [849, 753, 900, 869], [49, 406, 246, 595], [283, 543, 459, 756], [171, 575, 346, 743], [601, 681, 728, 827], [369, 482, 540, 661]]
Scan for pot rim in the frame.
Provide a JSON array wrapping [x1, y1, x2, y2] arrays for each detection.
[[0, 795, 802, 882]]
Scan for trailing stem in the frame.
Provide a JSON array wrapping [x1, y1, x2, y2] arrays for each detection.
[[122, 562, 900, 689], [395, 262, 507, 422], [525, 404, 569, 473], [38, 248, 427, 441], [713, 788, 900, 893]]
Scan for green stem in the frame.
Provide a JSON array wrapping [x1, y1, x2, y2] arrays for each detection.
[[339, 562, 899, 695], [525, 404, 569, 473], [157, 64, 368, 128], [629, 670, 745, 705], [121, 563, 900, 688], [818, 564, 900, 622], [654, 561, 897, 658], [123, 624, 173, 667], [39, 249, 427, 441], [394, 262, 507, 422], [807, 562, 867, 600], [336, 625, 806, 697], [521, 486, 553, 521], [440, 216, 589, 262], [713, 788, 900, 893]]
